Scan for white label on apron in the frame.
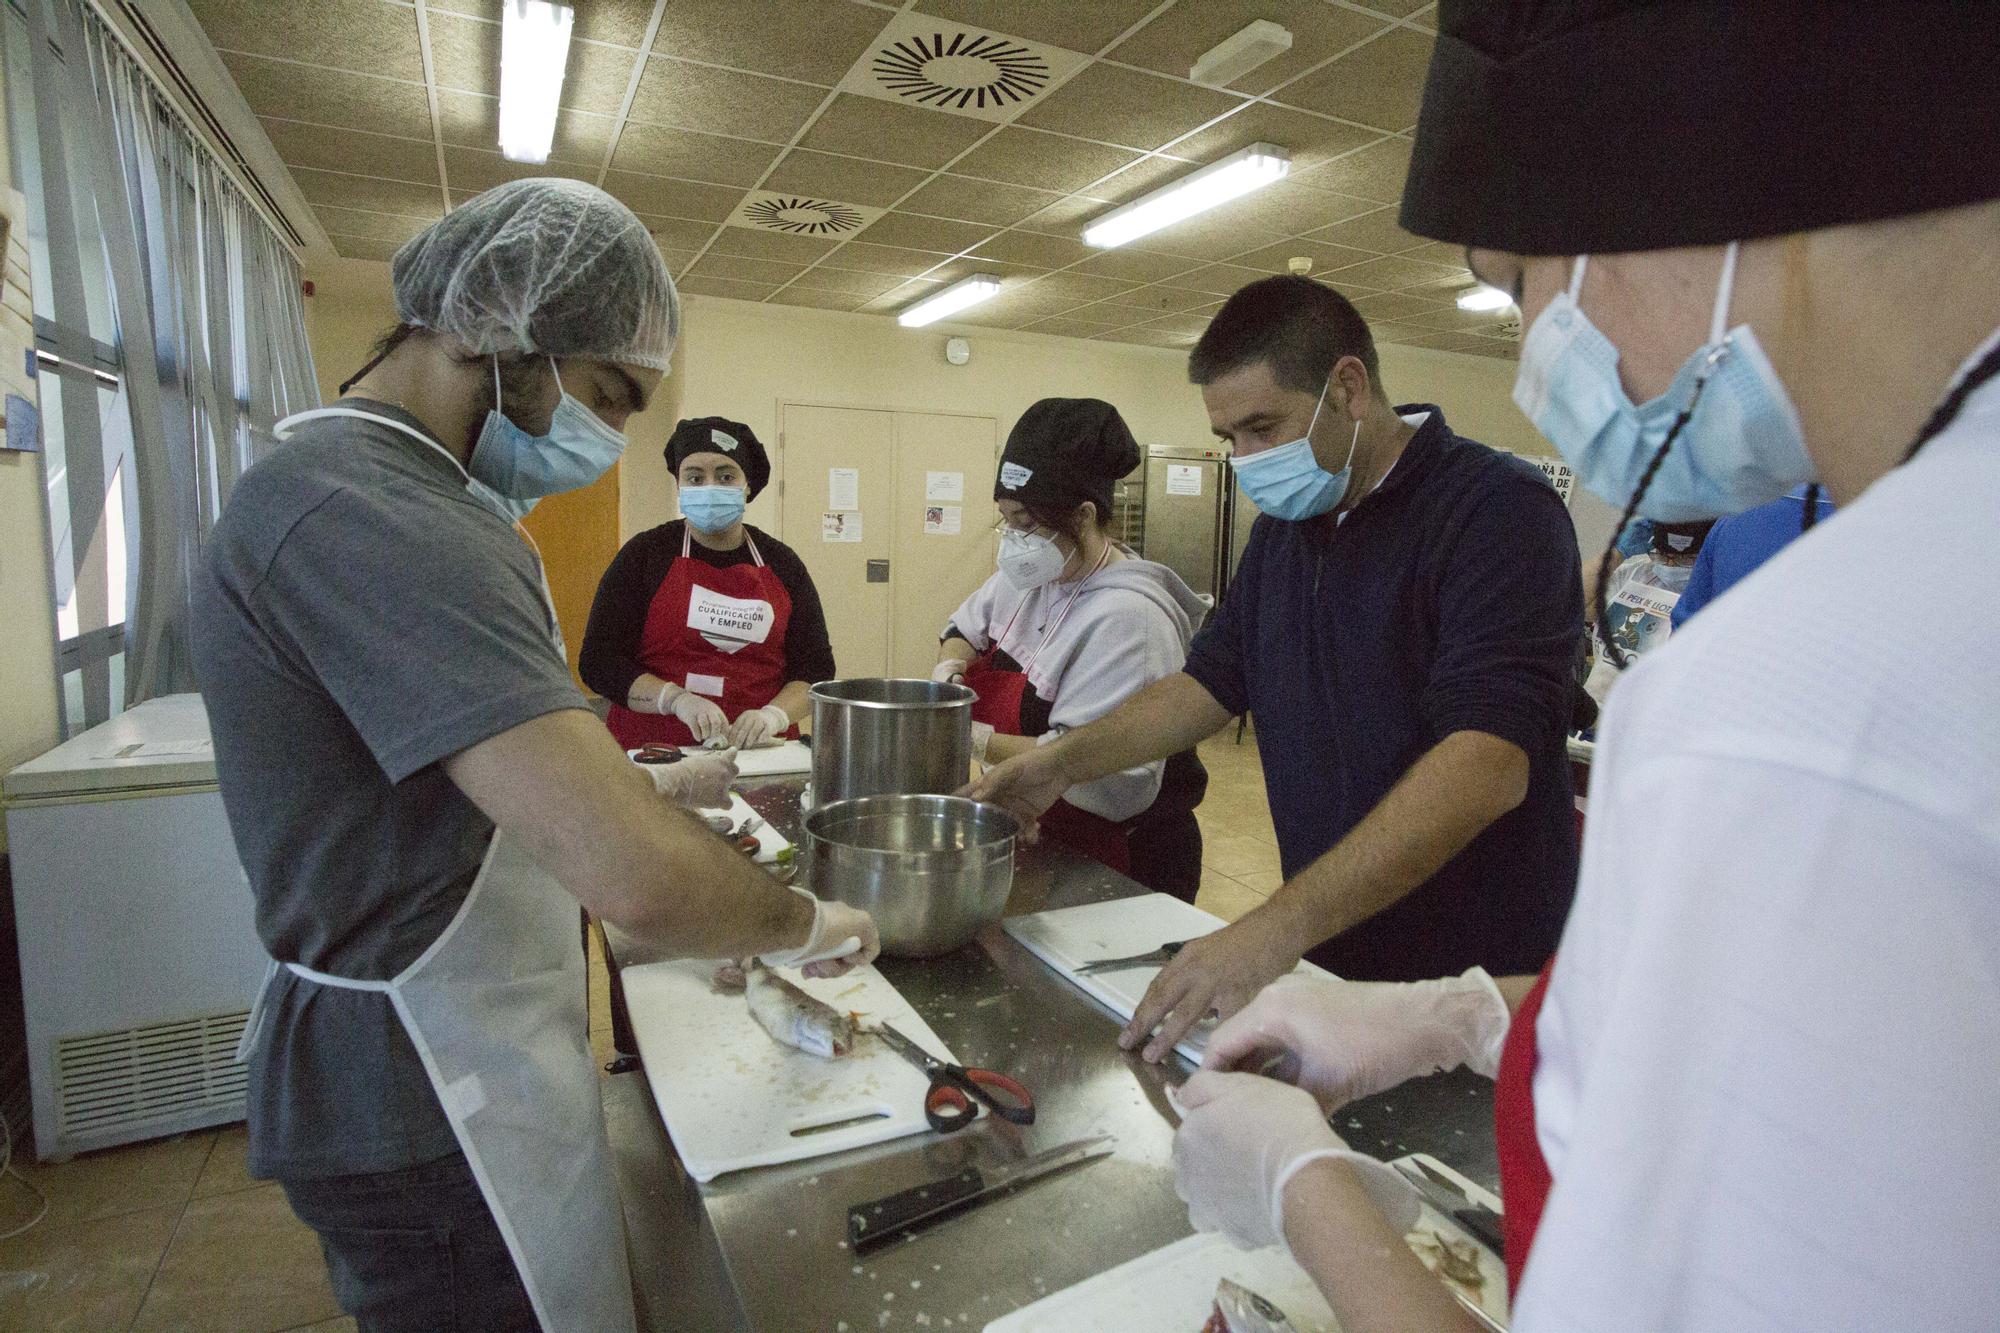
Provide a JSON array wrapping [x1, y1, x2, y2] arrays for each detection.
[[688, 585, 774, 655], [687, 673, 725, 697]]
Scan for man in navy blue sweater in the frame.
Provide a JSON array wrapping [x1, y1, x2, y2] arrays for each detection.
[[970, 277, 1582, 1060]]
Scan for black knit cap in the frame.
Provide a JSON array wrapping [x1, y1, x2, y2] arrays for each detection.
[[994, 398, 1140, 523], [666, 416, 770, 501], [1401, 1, 2000, 255]]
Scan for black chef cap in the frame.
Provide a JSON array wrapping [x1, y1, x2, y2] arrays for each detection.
[[1401, 1, 2000, 255], [666, 416, 770, 501], [994, 398, 1140, 525]]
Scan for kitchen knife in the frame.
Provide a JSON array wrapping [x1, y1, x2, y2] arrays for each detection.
[[846, 1134, 1113, 1252], [1394, 1159, 1507, 1255]]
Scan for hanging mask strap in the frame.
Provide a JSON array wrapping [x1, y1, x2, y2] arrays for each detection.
[[1708, 241, 1741, 346], [338, 324, 414, 396], [1567, 255, 1589, 302]]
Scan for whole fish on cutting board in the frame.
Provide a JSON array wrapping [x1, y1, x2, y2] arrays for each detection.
[[713, 959, 856, 1058]]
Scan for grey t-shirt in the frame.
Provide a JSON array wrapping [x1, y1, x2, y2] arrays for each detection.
[[191, 401, 585, 1180]]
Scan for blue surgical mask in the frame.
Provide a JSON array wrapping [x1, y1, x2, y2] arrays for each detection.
[[680, 484, 746, 534], [1230, 378, 1359, 521], [1513, 244, 1815, 522], [467, 356, 629, 517]]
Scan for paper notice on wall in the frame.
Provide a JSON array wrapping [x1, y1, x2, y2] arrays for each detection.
[[828, 467, 860, 510], [925, 470, 964, 502], [822, 511, 862, 543], [1531, 456, 1576, 505], [924, 505, 961, 536], [1165, 463, 1204, 496]]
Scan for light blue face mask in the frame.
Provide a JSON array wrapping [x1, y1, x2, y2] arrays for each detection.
[[1230, 376, 1360, 521], [680, 483, 746, 534], [1512, 244, 1816, 522], [466, 356, 629, 520]]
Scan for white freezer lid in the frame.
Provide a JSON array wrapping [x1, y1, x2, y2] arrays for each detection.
[[3, 694, 217, 799]]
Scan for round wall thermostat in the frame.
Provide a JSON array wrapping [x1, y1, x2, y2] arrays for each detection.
[[945, 337, 971, 366]]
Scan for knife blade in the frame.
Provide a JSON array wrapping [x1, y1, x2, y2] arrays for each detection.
[[846, 1134, 1114, 1252], [1394, 1160, 1507, 1256]]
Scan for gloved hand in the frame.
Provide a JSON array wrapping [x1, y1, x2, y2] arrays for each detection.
[[761, 885, 881, 979], [726, 704, 790, 749], [970, 720, 995, 764], [642, 748, 738, 809], [1201, 969, 1511, 1111], [1173, 1070, 1419, 1253], [666, 686, 728, 743], [931, 657, 969, 686]]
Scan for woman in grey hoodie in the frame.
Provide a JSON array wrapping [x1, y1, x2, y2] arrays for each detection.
[[934, 398, 1211, 899]]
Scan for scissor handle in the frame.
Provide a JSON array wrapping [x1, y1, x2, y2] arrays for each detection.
[[960, 1068, 1036, 1125], [922, 1066, 1036, 1132], [922, 1079, 977, 1133]]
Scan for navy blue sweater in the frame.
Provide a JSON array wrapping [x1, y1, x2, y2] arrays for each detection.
[[1185, 406, 1582, 981]]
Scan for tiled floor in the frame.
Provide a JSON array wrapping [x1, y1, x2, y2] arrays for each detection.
[[15, 732, 1274, 1328]]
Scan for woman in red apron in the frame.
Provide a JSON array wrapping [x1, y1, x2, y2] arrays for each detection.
[[581, 417, 836, 750], [933, 399, 1211, 900]]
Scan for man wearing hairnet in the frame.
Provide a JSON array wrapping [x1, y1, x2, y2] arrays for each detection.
[[191, 179, 879, 1332]]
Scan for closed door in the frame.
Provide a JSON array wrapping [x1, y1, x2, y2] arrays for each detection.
[[889, 412, 997, 676], [1142, 455, 1226, 601], [520, 462, 620, 687], [777, 404, 895, 678]]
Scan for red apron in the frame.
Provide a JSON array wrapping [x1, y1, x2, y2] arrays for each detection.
[[963, 552, 1131, 873], [605, 529, 797, 749], [1492, 961, 1556, 1298]]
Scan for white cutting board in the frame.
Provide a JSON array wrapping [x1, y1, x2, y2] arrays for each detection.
[[622, 958, 956, 1181], [693, 791, 792, 863], [732, 738, 812, 776], [1003, 895, 1332, 1066], [985, 1155, 1508, 1331]]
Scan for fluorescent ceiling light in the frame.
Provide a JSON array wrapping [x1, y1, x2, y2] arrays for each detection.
[[1191, 20, 1293, 88], [1457, 284, 1514, 312], [1083, 144, 1290, 250], [499, 0, 574, 164], [898, 275, 1002, 328]]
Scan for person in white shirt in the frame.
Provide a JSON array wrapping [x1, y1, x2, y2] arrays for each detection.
[[1166, 3, 2000, 1330]]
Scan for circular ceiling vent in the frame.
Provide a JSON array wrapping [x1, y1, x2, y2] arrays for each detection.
[[873, 32, 1052, 111], [741, 196, 867, 236]]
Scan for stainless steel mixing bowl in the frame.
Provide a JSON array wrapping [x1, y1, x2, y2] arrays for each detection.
[[802, 794, 1020, 957]]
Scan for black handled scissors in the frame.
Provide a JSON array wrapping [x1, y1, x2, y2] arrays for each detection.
[[876, 1023, 1035, 1134]]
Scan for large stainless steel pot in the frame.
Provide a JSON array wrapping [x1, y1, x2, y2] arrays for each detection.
[[803, 794, 1020, 957], [808, 678, 974, 805]]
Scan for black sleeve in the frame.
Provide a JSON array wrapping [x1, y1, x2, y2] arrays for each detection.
[[578, 526, 674, 704], [760, 535, 837, 684]]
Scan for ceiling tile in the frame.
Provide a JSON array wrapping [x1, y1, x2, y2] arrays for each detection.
[[1109, 1, 1387, 97], [1305, 205, 1429, 255], [969, 229, 1094, 269], [611, 124, 783, 187], [1069, 249, 1202, 284], [1369, 0, 1436, 18], [913, 0, 1166, 55], [855, 213, 996, 254], [221, 54, 429, 139], [1327, 252, 1465, 293], [327, 233, 405, 262], [1348, 291, 1452, 323], [1022, 192, 1117, 232], [642, 215, 722, 250], [676, 275, 779, 302], [434, 92, 612, 167], [1290, 136, 1413, 205], [427, 12, 637, 115], [260, 119, 437, 183], [1159, 262, 1270, 297], [768, 287, 869, 313], [859, 278, 947, 313], [656, 0, 888, 85], [1406, 5, 1440, 33], [1137, 313, 1215, 337], [1399, 240, 1466, 266], [626, 58, 828, 143], [763, 150, 930, 208], [659, 247, 701, 278], [1017, 272, 1140, 304], [703, 228, 841, 263], [1168, 103, 1383, 176], [310, 206, 430, 244], [425, 0, 655, 50], [1016, 64, 1247, 153], [1399, 305, 1515, 336], [602, 172, 746, 222], [1231, 238, 1381, 276], [817, 241, 953, 277], [1099, 327, 1196, 349], [1022, 315, 1134, 338], [950, 127, 1141, 194], [1173, 180, 1374, 241], [784, 267, 908, 298], [1275, 28, 1436, 133], [442, 147, 591, 196], [796, 93, 993, 170], [687, 254, 809, 286], [924, 255, 1050, 285], [289, 167, 444, 218], [185, 0, 422, 80], [900, 175, 1063, 228], [1365, 320, 1433, 345], [1097, 285, 1217, 316]]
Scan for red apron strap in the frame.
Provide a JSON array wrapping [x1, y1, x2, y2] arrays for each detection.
[[1494, 960, 1557, 1297]]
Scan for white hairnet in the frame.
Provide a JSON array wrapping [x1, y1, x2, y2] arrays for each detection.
[[391, 178, 679, 372]]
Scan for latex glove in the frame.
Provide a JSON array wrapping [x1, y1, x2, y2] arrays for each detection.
[[931, 657, 970, 686], [761, 885, 881, 979], [667, 687, 728, 743], [1122, 903, 1304, 1062], [1202, 970, 1512, 1110], [642, 748, 738, 810], [958, 743, 1071, 840], [970, 720, 995, 764], [1174, 1070, 1419, 1253], [725, 704, 790, 749]]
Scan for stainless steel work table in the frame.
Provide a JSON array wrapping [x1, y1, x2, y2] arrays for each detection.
[[602, 778, 1499, 1331]]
